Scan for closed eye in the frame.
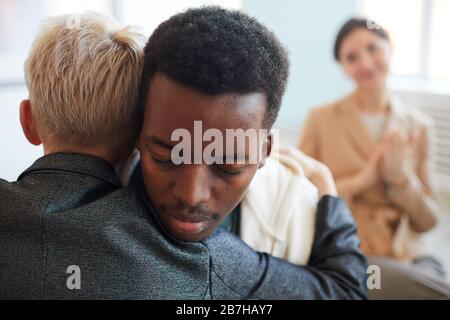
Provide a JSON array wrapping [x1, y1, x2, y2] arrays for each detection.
[[214, 164, 246, 176], [151, 156, 174, 165]]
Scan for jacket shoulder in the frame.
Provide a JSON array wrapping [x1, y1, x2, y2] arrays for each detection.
[[0, 178, 16, 196]]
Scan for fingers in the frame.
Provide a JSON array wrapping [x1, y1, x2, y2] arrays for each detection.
[[372, 140, 388, 164]]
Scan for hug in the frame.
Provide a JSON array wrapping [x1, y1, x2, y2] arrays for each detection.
[[0, 6, 448, 300]]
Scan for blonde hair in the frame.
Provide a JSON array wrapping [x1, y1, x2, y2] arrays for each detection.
[[25, 12, 144, 156]]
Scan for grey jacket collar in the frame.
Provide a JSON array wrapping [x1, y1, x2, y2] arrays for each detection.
[[18, 153, 122, 187]]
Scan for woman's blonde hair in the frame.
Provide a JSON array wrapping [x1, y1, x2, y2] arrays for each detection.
[[25, 12, 144, 156]]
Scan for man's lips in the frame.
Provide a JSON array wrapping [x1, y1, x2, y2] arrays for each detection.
[[167, 210, 208, 223], [165, 211, 210, 234]]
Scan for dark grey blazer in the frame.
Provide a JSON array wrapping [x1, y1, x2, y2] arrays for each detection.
[[0, 153, 367, 299]]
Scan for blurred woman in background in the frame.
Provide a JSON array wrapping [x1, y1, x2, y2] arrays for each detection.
[[299, 18, 450, 299]]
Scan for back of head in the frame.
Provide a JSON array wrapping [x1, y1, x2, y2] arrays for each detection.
[[25, 12, 144, 157]]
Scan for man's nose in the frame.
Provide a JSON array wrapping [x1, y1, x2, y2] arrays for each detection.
[[172, 165, 212, 208]]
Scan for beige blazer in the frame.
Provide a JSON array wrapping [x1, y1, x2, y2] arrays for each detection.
[[299, 93, 440, 260]]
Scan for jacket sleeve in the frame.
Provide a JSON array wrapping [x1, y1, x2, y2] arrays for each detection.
[[205, 196, 368, 300], [386, 123, 440, 232]]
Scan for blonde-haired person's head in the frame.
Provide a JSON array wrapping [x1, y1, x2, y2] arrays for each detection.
[[22, 12, 144, 163]]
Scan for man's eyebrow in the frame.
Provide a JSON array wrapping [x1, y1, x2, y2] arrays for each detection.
[[145, 136, 174, 149]]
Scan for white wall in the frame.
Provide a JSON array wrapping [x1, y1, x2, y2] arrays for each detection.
[[243, 0, 358, 130]]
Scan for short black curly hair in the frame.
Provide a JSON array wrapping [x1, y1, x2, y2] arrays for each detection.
[[140, 6, 289, 128]]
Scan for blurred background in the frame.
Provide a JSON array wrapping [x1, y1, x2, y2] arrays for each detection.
[[0, 0, 449, 273]]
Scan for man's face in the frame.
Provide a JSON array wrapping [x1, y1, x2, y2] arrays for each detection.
[[137, 73, 270, 242]]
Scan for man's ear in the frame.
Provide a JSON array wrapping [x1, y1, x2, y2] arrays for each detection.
[[258, 133, 272, 169], [19, 100, 42, 146]]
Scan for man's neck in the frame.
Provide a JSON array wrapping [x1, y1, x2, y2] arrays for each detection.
[[43, 144, 119, 166]]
